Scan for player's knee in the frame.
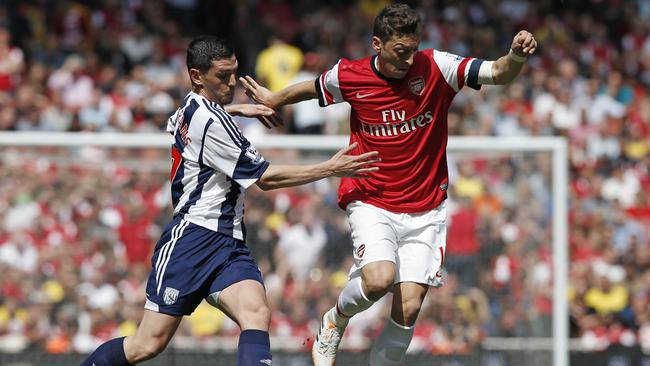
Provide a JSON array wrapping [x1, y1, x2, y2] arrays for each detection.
[[240, 303, 271, 329], [363, 274, 394, 300]]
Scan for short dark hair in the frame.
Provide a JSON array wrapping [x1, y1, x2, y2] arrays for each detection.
[[186, 36, 234, 74], [373, 3, 422, 42]]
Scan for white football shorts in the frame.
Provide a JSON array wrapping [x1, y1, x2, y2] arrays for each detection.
[[346, 200, 447, 287]]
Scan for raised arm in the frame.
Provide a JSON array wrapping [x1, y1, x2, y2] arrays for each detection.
[[256, 143, 380, 191], [490, 30, 537, 85], [240, 76, 317, 110], [223, 103, 282, 128]]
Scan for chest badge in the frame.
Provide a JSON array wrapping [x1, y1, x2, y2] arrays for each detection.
[[409, 76, 425, 96]]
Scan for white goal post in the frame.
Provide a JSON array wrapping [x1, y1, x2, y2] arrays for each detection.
[[0, 132, 569, 366]]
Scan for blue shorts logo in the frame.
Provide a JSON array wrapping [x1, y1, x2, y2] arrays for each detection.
[[163, 287, 180, 305]]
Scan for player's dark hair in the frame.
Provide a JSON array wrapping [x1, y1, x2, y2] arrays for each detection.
[[186, 35, 234, 74], [373, 3, 422, 42]]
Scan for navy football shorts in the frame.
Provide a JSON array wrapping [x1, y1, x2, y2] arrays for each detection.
[[144, 217, 263, 316]]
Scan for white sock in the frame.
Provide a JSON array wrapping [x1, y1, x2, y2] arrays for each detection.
[[369, 318, 414, 365], [334, 276, 374, 324]]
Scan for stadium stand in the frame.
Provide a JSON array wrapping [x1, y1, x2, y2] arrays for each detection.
[[0, 0, 648, 363]]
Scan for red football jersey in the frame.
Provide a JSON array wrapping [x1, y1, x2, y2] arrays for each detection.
[[315, 49, 484, 213]]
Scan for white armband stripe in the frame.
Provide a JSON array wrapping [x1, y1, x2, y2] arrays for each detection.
[[477, 60, 495, 85]]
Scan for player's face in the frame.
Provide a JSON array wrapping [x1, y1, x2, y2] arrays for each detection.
[[373, 34, 420, 79], [195, 55, 238, 105]]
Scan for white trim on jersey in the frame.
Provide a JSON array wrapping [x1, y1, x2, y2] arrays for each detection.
[[168, 92, 269, 240], [326, 60, 344, 103], [478, 61, 495, 85], [432, 49, 485, 92], [317, 59, 344, 106]]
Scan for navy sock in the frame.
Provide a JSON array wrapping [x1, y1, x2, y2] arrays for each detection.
[[80, 337, 131, 366], [237, 329, 272, 366]]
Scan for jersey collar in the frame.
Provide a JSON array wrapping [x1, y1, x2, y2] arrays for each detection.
[[370, 55, 402, 83]]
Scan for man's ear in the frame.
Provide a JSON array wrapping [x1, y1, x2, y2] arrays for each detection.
[[189, 68, 203, 86], [372, 36, 382, 54]]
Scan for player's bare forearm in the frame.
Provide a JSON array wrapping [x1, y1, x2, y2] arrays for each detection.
[[256, 163, 336, 191], [223, 103, 282, 128], [270, 80, 318, 108], [256, 143, 380, 191], [240, 76, 316, 109], [491, 54, 526, 84], [491, 30, 537, 84]]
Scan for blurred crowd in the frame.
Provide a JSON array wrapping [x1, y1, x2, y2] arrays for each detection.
[[0, 0, 649, 357]]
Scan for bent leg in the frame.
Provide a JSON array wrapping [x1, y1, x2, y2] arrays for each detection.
[[124, 309, 182, 363], [81, 310, 181, 366], [335, 260, 395, 321], [216, 280, 272, 366], [360, 260, 397, 301], [370, 282, 428, 365]]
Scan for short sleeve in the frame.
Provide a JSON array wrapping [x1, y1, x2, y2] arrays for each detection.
[[315, 59, 345, 107], [432, 49, 486, 92], [202, 111, 269, 189]]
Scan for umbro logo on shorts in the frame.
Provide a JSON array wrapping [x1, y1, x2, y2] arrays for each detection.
[[356, 244, 366, 258], [260, 359, 272, 365]]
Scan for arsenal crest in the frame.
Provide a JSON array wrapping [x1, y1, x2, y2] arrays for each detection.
[[409, 76, 425, 95], [356, 243, 366, 258]]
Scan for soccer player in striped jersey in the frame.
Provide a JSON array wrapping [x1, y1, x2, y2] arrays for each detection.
[[240, 4, 536, 365], [80, 36, 380, 366]]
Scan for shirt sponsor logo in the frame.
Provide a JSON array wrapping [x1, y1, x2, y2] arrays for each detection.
[[408, 76, 425, 95], [362, 110, 434, 137], [163, 287, 180, 305]]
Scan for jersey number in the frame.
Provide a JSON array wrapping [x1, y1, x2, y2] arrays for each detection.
[[170, 146, 182, 182]]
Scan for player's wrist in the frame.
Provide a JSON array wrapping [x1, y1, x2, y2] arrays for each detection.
[[224, 104, 243, 115], [508, 49, 527, 63]]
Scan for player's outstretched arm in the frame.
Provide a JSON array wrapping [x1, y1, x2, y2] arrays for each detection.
[[223, 103, 283, 128], [256, 143, 380, 191], [240, 76, 317, 110], [490, 30, 537, 84]]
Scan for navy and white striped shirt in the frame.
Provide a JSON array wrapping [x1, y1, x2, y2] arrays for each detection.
[[166, 92, 269, 240]]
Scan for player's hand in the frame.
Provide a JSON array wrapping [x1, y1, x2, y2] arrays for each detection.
[[327, 142, 381, 178], [239, 76, 276, 108], [224, 103, 282, 129], [510, 30, 537, 58]]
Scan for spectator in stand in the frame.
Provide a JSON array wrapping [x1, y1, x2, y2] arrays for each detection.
[[0, 27, 24, 93], [446, 196, 480, 289], [255, 35, 303, 93], [276, 203, 327, 281], [284, 52, 326, 134]]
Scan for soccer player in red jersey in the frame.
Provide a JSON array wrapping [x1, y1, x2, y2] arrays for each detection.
[[241, 4, 537, 365]]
